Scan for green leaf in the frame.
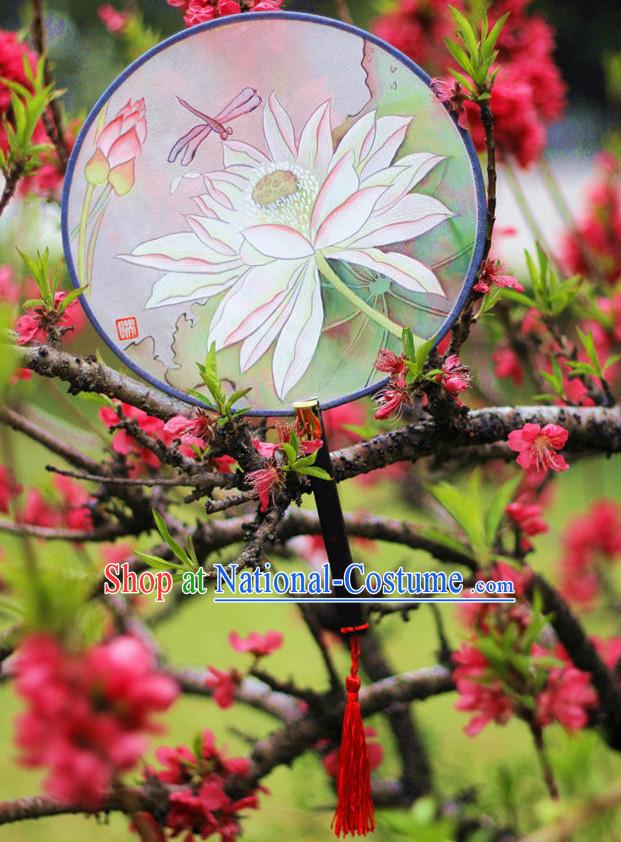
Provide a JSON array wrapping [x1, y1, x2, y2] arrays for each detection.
[[485, 475, 521, 547], [152, 509, 188, 565], [445, 39, 475, 75], [417, 526, 476, 561], [187, 388, 212, 407], [76, 392, 115, 407], [576, 327, 602, 377], [296, 466, 332, 481], [402, 326, 416, 360], [483, 12, 510, 59], [226, 386, 252, 407], [415, 334, 436, 372], [428, 475, 486, 561], [133, 551, 185, 572], [448, 68, 477, 94], [292, 453, 318, 470], [56, 285, 87, 313], [476, 286, 505, 317], [449, 6, 478, 56], [281, 442, 298, 466]]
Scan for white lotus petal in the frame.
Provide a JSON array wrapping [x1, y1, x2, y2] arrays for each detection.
[[273, 260, 324, 399], [186, 215, 242, 256], [240, 282, 298, 372], [242, 224, 314, 259], [202, 173, 246, 210], [146, 268, 241, 308], [330, 247, 445, 296], [208, 258, 305, 349], [330, 110, 376, 171], [315, 186, 385, 250], [264, 92, 297, 162], [192, 194, 237, 225], [350, 194, 453, 249], [364, 153, 445, 211], [223, 140, 269, 169], [240, 239, 274, 267], [297, 101, 333, 177], [170, 171, 202, 194], [310, 151, 359, 237], [360, 115, 412, 179], [119, 233, 240, 273]]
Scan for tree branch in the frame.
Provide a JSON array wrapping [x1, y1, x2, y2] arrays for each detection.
[[0, 406, 100, 473], [534, 574, 621, 750]]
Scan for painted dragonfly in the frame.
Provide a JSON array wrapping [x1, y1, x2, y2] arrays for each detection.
[[168, 87, 262, 166]]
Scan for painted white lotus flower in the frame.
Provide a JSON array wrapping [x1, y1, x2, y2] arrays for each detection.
[[120, 94, 453, 399]]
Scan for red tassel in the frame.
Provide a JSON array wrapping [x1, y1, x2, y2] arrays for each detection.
[[332, 628, 375, 838]]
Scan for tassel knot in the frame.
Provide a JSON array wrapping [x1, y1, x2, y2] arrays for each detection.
[[346, 675, 360, 695], [332, 629, 375, 838]]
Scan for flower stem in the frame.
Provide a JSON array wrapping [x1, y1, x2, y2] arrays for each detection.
[[316, 254, 403, 339], [530, 721, 560, 801], [77, 183, 96, 284]]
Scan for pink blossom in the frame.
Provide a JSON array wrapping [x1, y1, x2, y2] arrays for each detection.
[[0, 31, 71, 199], [492, 347, 523, 385], [252, 428, 323, 463], [506, 498, 548, 537], [229, 630, 283, 657], [559, 500, 621, 608], [0, 265, 19, 303], [150, 729, 260, 841], [102, 543, 134, 565], [253, 438, 280, 459], [14, 312, 43, 345], [507, 423, 569, 473], [17, 488, 58, 528], [246, 466, 283, 512], [181, 0, 282, 27], [109, 428, 159, 475], [98, 4, 130, 33], [452, 643, 514, 735], [431, 76, 467, 123], [593, 636, 621, 672], [99, 401, 169, 475], [563, 153, 621, 285], [163, 412, 214, 442], [0, 31, 36, 152], [463, 73, 546, 169], [53, 474, 93, 532], [178, 435, 206, 458], [375, 348, 406, 374], [438, 354, 471, 396], [206, 666, 238, 709], [13, 634, 178, 807], [374, 375, 411, 420], [460, 562, 533, 633], [322, 402, 365, 448], [372, 0, 464, 76], [474, 259, 525, 294], [212, 454, 236, 474], [0, 465, 21, 513], [536, 665, 597, 732], [14, 291, 83, 346]]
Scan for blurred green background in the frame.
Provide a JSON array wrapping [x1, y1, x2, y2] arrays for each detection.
[[1, 1, 621, 840]]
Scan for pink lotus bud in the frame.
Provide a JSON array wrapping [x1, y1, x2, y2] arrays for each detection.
[[84, 98, 147, 195]]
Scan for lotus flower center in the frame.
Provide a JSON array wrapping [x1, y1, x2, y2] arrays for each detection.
[[247, 163, 319, 234], [252, 170, 298, 207]]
